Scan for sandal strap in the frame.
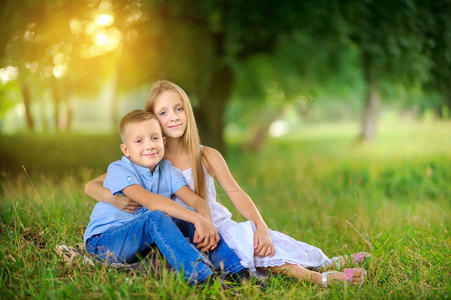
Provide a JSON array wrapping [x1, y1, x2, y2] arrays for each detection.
[[343, 268, 355, 283], [352, 253, 366, 264], [321, 272, 330, 287]]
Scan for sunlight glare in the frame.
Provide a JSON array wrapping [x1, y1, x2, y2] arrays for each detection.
[[269, 120, 289, 137], [126, 10, 142, 23], [94, 29, 121, 52], [90, 46, 102, 57], [0, 66, 19, 84], [51, 44, 59, 55], [16, 103, 25, 116], [53, 53, 64, 64], [7, 66, 18, 78], [95, 14, 114, 26], [53, 64, 67, 78], [25, 62, 39, 73], [86, 22, 97, 35], [69, 19, 82, 34], [95, 33, 107, 45], [0, 68, 9, 84]]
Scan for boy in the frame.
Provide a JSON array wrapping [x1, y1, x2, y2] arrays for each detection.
[[84, 110, 248, 285]]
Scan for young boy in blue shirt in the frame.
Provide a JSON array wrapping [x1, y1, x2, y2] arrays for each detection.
[[84, 110, 248, 285]]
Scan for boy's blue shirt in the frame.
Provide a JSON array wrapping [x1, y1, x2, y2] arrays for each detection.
[[84, 156, 186, 243]]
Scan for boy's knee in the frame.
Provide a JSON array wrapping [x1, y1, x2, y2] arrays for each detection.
[[148, 209, 165, 217], [147, 210, 170, 223]]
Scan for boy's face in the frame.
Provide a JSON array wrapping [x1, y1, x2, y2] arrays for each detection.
[[120, 119, 165, 171]]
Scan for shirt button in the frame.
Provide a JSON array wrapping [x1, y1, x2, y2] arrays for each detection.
[[127, 176, 132, 181], [154, 180, 158, 184]]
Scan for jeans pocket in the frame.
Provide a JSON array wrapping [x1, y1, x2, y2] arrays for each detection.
[[86, 234, 101, 252]]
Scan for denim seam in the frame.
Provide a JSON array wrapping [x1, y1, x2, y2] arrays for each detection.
[[209, 249, 244, 274], [147, 212, 212, 283]]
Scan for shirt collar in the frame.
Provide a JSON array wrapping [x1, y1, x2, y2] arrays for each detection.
[[121, 156, 160, 177]]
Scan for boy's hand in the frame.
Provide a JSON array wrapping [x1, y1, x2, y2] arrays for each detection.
[[254, 227, 275, 258], [111, 194, 142, 213], [193, 219, 220, 251]]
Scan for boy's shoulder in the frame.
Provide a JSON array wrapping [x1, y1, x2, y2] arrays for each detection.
[[107, 157, 177, 178], [109, 157, 175, 173], [158, 159, 176, 175], [159, 158, 172, 168], [108, 156, 135, 171]]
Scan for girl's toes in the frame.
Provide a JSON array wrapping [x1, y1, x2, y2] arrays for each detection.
[[353, 270, 363, 284], [343, 268, 367, 286]]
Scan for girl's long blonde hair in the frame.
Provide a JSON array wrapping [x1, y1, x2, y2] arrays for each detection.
[[145, 80, 207, 200]]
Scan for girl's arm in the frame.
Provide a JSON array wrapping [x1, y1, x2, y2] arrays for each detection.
[[174, 186, 213, 222], [203, 147, 276, 258], [123, 184, 219, 251], [85, 174, 142, 213], [174, 186, 218, 251]]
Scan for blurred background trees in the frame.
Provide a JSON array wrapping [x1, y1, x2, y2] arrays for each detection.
[[0, 0, 449, 153]]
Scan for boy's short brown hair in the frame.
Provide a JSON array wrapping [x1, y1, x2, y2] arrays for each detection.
[[119, 110, 157, 142]]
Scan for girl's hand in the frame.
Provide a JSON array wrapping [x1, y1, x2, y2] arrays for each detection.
[[193, 219, 220, 252], [110, 194, 142, 213], [254, 227, 275, 258]]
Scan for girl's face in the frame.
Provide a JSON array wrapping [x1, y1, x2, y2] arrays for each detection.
[[153, 90, 187, 139]]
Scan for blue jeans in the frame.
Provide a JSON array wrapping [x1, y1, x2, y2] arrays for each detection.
[[172, 217, 244, 275], [86, 210, 244, 283]]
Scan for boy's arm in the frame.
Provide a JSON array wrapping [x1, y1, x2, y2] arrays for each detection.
[[204, 146, 276, 258], [85, 173, 142, 213], [174, 186, 213, 222], [122, 184, 220, 251]]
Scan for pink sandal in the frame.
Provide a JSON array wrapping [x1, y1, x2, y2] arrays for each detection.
[[321, 267, 367, 287], [331, 252, 372, 270], [343, 268, 367, 286]]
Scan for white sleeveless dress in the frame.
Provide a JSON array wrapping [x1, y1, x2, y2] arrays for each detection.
[[173, 165, 332, 272]]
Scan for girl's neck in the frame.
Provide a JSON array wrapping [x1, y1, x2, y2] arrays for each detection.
[[163, 137, 192, 171], [164, 136, 186, 156]]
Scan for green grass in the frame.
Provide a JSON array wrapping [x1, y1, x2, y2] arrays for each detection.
[[1, 119, 450, 299]]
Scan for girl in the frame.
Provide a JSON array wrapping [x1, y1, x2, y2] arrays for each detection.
[[86, 80, 370, 287]]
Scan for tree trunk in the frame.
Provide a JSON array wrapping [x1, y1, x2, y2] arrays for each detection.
[[360, 51, 380, 142], [438, 88, 451, 119], [66, 93, 75, 133], [195, 66, 232, 154], [52, 78, 61, 132], [40, 102, 48, 133], [245, 106, 284, 152], [111, 59, 123, 133], [360, 79, 380, 142], [20, 84, 34, 132]]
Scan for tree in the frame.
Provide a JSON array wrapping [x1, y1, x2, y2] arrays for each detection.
[[337, 0, 432, 141], [140, 0, 431, 149], [135, 0, 314, 152], [420, 0, 451, 118], [2, 0, 446, 148], [0, 0, 100, 132]]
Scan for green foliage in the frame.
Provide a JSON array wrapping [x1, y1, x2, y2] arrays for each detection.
[[2, 0, 450, 148], [0, 133, 122, 180], [1, 120, 449, 298], [338, 0, 431, 82], [0, 81, 21, 118]]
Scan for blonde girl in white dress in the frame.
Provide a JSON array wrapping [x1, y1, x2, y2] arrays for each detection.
[[86, 80, 370, 287]]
